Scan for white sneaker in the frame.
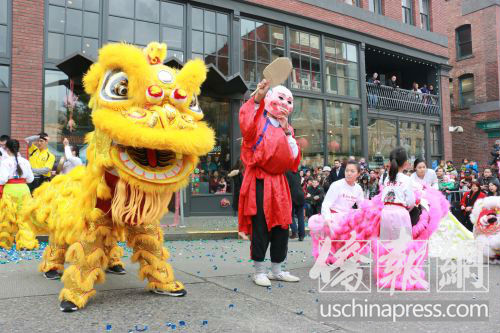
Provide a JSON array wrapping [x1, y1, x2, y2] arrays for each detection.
[[267, 271, 300, 282], [253, 273, 272, 287]]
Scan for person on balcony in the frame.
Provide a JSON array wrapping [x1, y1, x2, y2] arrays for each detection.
[[387, 75, 399, 89], [367, 72, 380, 108]]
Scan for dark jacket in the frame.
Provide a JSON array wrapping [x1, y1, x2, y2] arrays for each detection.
[[491, 144, 500, 164], [286, 171, 305, 206], [306, 185, 325, 206], [327, 167, 345, 185], [387, 79, 398, 89]]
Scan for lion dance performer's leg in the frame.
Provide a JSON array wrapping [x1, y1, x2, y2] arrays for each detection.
[[59, 217, 113, 310], [2, 184, 38, 250], [104, 228, 126, 274], [0, 195, 17, 249], [128, 221, 186, 296], [39, 234, 67, 276]]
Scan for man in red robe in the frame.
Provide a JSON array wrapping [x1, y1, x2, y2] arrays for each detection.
[[238, 79, 301, 287]]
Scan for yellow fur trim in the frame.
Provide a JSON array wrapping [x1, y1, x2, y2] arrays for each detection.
[[174, 58, 207, 104], [143, 42, 167, 64], [92, 108, 215, 154]]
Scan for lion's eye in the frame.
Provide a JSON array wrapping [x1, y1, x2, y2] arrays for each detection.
[[158, 70, 173, 84], [101, 70, 129, 101], [113, 80, 128, 96]]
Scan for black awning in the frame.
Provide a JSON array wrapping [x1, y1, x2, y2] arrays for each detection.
[[202, 64, 248, 96], [164, 59, 248, 97], [56, 52, 94, 79], [164, 56, 184, 70]]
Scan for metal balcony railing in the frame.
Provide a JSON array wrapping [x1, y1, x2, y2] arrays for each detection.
[[366, 82, 441, 116]]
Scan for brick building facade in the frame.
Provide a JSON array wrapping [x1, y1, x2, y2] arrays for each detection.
[[0, 0, 453, 215], [446, 0, 500, 169]]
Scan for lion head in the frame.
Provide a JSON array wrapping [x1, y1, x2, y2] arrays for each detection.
[[82, 42, 214, 193]]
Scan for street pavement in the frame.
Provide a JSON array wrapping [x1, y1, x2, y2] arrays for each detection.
[[0, 238, 499, 333]]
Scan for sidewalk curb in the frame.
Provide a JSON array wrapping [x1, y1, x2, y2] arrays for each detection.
[[35, 230, 311, 242]]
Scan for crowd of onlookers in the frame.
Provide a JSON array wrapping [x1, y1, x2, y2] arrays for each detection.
[[0, 133, 82, 193], [295, 153, 500, 220]]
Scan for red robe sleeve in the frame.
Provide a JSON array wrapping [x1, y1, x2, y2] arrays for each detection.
[[460, 192, 468, 207], [239, 97, 265, 142]]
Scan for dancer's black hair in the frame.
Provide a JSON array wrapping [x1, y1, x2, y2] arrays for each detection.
[[388, 147, 408, 183], [413, 158, 426, 170], [6, 139, 22, 176]]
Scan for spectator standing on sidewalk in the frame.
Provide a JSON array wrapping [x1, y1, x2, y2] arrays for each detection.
[[306, 179, 324, 217], [25, 133, 55, 192], [56, 138, 82, 175], [286, 170, 306, 241], [487, 178, 500, 196]]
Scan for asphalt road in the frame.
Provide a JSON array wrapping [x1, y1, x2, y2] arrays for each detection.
[[0, 239, 498, 333]]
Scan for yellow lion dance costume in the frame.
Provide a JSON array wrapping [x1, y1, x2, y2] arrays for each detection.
[[21, 41, 214, 312]]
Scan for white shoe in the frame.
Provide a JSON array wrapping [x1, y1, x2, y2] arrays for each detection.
[[253, 273, 271, 287], [267, 271, 300, 282]]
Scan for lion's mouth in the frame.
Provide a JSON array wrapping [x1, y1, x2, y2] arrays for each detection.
[[115, 145, 188, 181], [125, 147, 180, 168]]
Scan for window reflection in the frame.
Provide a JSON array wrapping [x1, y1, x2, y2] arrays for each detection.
[[191, 96, 232, 195], [399, 121, 425, 162], [191, 7, 230, 76], [325, 37, 359, 97], [43, 70, 94, 161], [368, 119, 397, 168], [290, 29, 321, 91], [326, 102, 361, 164], [240, 18, 284, 83], [291, 97, 324, 168], [46, 2, 101, 60], [0, 65, 9, 88]]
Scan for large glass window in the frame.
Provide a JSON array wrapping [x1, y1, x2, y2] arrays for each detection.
[[0, 65, 8, 88], [290, 29, 321, 92], [456, 25, 472, 59], [240, 19, 284, 83], [191, 7, 230, 75], [47, 0, 100, 60], [419, 0, 430, 31], [449, 78, 454, 110], [191, 96, 232, 195], [399, 121, 425, 163], [290, 97, 324, 168], [43, 69, 94, 158], [344, 0, 361, 6], [0, 0, 8, 56], [459, 74, 474, 108], [369, 0, 382, 14], [368, 118, 397, 168], [108, 0, 185, 61], [402, 0, 413, 25], [324, 37, 358, 97], [326, 101, 361, 164], [430, 124, 441, 157]]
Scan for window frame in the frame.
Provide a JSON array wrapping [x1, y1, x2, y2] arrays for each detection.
[[240, 18, 285, 84], [458, 74, 475, 109], [419, 0, 430, 31], [402, 0, 413, 25], [456, 24, 472, 60], [190, 6, 231, 76], [368, 0, 383, 14], [45, 0, 102, 63], [0, 0, 11, 61]]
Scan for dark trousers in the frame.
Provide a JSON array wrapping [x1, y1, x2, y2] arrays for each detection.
[[28, 176, 49, 193], [290, 203, 305, 238], [251, 179, 289, 263]]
